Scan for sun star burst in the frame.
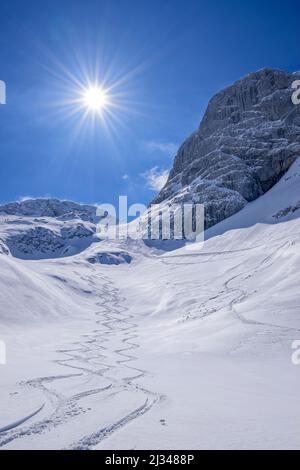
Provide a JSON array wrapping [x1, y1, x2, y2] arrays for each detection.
[[83, 86, 110, 112]]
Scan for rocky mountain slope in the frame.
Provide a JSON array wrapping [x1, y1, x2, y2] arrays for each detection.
[[0, 198, 97, 222], [153, 68, 300, 229], [0, 199, 98, 259]]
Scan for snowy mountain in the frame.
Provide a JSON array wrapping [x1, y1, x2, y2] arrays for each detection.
[[0, 216, 97, 260], [0, 198, 97, 222], [0, 200, 100, 260], [153, 68, 300, 229], [0, 158, 299, 449]]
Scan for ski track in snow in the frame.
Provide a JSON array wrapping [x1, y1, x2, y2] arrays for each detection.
[[0, 404, 45, 434], [162, 238, 300, 344], [224, 240, 300, 333], [0, 274, 164, 450], [2, 160, 300, 450]]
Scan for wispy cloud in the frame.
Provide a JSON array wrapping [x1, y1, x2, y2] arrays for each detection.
[[19, 196, 34, 202], [144, 140, 178, 157], [142, 167, 169, 191], [122, 174, 129, 181], [18, 194, 51, 202]]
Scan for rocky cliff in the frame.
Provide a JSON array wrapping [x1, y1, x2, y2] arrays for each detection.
[[152, 68, 300, 229], [0, 198, 97, 222], [0, 199, 98, 259]]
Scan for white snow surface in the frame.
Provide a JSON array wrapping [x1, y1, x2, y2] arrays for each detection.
[[0, 160, 300, 449]]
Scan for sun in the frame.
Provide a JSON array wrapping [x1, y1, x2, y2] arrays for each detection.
[[83, 86, 109, 112]]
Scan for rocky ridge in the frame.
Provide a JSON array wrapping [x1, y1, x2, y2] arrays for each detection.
[[152, 68, 300, 229]]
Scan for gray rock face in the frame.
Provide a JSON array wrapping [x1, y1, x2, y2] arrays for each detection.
[[87, 251, 132, 265], [152, 68, 300, 229], [0, 198, 97, 222], [273, 201, 300, 220], [0, 238, 9, 255], [6, 223, 96, 259], [8, 227, 65, 258], [0, 199, 106, 260]]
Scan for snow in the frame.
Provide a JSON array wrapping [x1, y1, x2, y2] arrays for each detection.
[[0, 160, 300, 449]]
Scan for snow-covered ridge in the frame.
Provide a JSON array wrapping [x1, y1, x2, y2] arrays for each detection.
[[0, 199, 104, 260], [0, 215, 98, 260], [0, 198, 97, 222]]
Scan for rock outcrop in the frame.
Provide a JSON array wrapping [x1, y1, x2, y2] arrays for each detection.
[[0, 198, 97, 222], [87, 251, 132, 265], [0, 199, 98, 259], [5, 224, 96, 259], [152, 68, 300, 229]]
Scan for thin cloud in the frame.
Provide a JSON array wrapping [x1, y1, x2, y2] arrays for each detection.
[[144, 140, 178, 157], [142, 166, 169, 191], [18, 194, 52, 202], [122, 174, 129, 180]]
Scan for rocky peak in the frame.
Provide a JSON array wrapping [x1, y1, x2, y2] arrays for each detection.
[[152, 68, 300, 229], [0, 199, 99, 260], [0, 198, 97, 222]]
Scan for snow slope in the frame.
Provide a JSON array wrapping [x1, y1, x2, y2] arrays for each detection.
[[0, 160, 300, 449]]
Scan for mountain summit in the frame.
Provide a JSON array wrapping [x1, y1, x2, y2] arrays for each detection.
[[0, 198, 97, 222], [152, 68, 300, 229]]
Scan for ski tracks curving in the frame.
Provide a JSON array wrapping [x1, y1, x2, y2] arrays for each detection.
[[0, 273, 163, 450]]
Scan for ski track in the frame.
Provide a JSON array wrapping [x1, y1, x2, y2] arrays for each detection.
[[2, 236, 298, 449], [0, 274, 164, 450], [0, 404, 45, 434], [162, 238, 300, 347]]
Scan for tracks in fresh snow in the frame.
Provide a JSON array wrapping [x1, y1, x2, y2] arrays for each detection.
[[161, 239, 300, 339], [0, 404, 45, 434], [224, 240, 300, 334], [0, 274, 163, 450]]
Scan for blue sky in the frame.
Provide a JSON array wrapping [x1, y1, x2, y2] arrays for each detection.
[[0, 0, 299, 208]]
